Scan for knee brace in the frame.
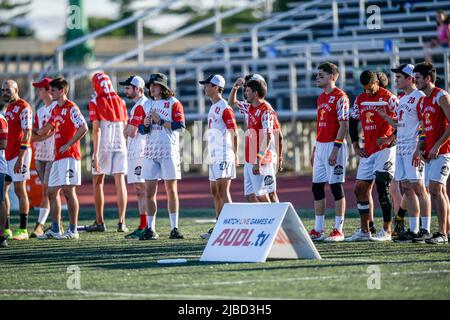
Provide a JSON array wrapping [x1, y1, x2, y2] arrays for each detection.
[[312, 182, 326, 201], [375, 171, 393, 222], [330, 183, 345, 201]]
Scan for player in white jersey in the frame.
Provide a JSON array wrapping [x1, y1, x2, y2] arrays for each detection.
[[377, 64, 432, 242], [30, 78, 58, 237], [119, 76, 149, 239], [139, 73, 185, 240], [199, 75, 239, 239]]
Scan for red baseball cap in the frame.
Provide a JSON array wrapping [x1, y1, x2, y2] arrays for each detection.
[[32, 77, 53, 89]]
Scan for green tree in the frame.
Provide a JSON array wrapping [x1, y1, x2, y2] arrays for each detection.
[[0, 0, 34, 38]]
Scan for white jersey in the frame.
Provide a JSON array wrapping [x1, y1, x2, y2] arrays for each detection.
[[34, 101, 57, 161], [127, 96, 148, 160], [396, 89, 425, 156], [143, 97, 185, 159], [207, 99, 237, 164]]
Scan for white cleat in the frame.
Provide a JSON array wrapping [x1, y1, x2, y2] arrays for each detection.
[[37, 230, 62, 240], [370, 229, 392, 242], [55, 230, 79, 240], [344, 229, 372, 242]]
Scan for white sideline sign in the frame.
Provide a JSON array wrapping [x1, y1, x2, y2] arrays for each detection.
[[200, 203, 321, 262]]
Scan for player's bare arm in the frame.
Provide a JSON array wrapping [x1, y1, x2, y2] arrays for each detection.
[[59, 124, 88, 154], [14, 128, 31, 174], [349, 117, 367, 158], [277, 129, 284, 172], [228, 78, 245, 108], [328, 120, 348, 166], [376, 106, 398, 128], [92, 120, 101, 172], [32, 127, 53, 142], [124, 123, 138, 139], [229, 128, 239, 166], [429, 94, 450, 159], [253, 131, 272, 175]]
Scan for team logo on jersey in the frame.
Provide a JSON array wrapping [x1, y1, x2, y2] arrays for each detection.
[[61, 108, 67, 116], [365, 112, 375, 123], [441, 166, 449, 176], [408, 97, 416, 104], [264, 175, 274, 186], [134, 166, 142, 176], [328, 96, 335, 103], [424, 113, 431, 125], [21, 165, 28, 174], [418, 163, 424, 173], [67, 169, 74, 179], [219, 161, 230, 171], [334, 165, 344, 176], [320, 109, 326, 121], [383, 161, 393, 171]]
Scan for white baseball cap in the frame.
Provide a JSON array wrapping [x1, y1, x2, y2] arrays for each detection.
[[199, 74, 226, 88], [119, 75, 146, 89], [390, 64, 415, 78], [250, 73, 265, 82]]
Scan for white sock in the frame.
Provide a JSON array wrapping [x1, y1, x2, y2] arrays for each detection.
[[169, 213, 179, 229], [38, 208, 50, 225], [335, 216, 344, 232], [147, 216, 156, 230], [314, 215, 325, 232], [409, 217, 420, 234], [421, 216, 431, 232]]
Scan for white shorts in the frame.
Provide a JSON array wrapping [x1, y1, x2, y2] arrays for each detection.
[[7, 150, 32, 182], [312, 142, 347, 184], [142, 158, 181, 181], [209, 161, 236, 181], [127, 158, 145, 184], [48, 158, 81, 187], [395, 153, 424, 182], [244, 163, 276, 196], [425, 154, 450, 187], [92, 151, 127, 176], [356, 147, 396, 181]]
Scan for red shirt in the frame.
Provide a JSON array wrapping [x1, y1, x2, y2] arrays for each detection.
[[5, 98, 32, 161], [351, 87, 398, 156], [48, 100, 87, 161], [0, 116, 7, 140], [245, 101, 274, 165], [417, 87, 450, 157], [317, 87, 349, 143], [89, 73, 127, 122]]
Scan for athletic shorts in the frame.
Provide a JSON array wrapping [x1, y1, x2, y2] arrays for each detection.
[[92, 151, 127, 176], [244, 163, 276, 196], [425, 153, 450, 187], [209, 161, 236, 182], [395, 153, 424, 182], [356, 147, 396, 181], [312, 141, 347, 184], [35, 160, 53, 185], [7, 150, 31, 182], [142, 157, 181, 181], [127, 158, 145, 184], [48, 158, 81, 187]]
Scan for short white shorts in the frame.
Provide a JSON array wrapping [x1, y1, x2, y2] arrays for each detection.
[[142, 157, 181, 181], [312, 141, 347, 184], [127, 158, 145, 184], [48, 158, 81, 187], [7, 150, 32, 182], [356, 147, 396, 181], [425, 153, 450, 187], [92, 151, 127, 176], [244, 163, 276, 196], [395, 153, 424, 182], [209, 161, 236, 181]]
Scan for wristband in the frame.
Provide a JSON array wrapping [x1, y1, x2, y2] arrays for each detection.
[[257, 151, 266, 160], [334, 139, 344, 149]]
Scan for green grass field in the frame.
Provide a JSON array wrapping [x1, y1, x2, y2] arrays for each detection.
[[1, 208, 450, 300]]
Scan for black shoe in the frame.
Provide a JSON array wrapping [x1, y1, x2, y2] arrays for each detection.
[[85, 221, 107, 232], [425, 232, 448, 244], [139, 228, 159, 240], [170, 228, 184, 239], [0, 236, 7, 248], [117, 223, 129, 233], [414, 228, 431, 243], [394, 229, 416, 243], [369, 225, 377, 236], [393, 217, 405, 237]]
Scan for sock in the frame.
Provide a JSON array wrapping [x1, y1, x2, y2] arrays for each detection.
[[51, 221, 60, 233], [139, 214, 147, 230], [409, 217, 420, 234], [19, 213, 28, 230], [421, 216, 431, 232], [69, 224, 77, 233], [314, 215, 325, 232], [38, 208, 50, 225], [5, 216, 10, 229], [397, 207, 407, 219], [169, 213, 179, 229], [335, 216, 344, 232], [147, 215, 155, 230]]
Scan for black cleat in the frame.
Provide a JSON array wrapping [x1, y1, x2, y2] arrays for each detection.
[[85, 221, 107, 232], [170, 228, 184, 239], [0, 236, 7, 248], [414, 229, 431, 243], [139, 228, 159, 240], [393, 217, 405, 238], [117, 223, 129, 233], [369, 225, 377, 236], [425, 232, 448, 244], [394, 229, 417, 243]]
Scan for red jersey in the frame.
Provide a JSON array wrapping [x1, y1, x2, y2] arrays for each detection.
[[316, 87, 349, 143], [351, 87, 398, 156], [89, 73, 127, 122], [5, 98, 32, 161], [48, 100, 87, 161], [417, 87, 450, 157], [245, 101, 274, 165]]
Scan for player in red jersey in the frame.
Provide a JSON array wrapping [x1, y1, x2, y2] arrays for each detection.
[[86, 72, 129, 233], [347, 71, 399, 242], [413, 62, 450, 244], [309, 62, 349, 242], [2, 80, 32, 241], [35, 78, 88, 240]]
